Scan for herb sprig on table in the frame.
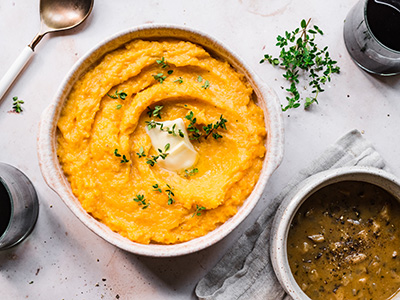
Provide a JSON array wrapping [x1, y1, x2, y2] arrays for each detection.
[[12, 96, 24, 113], [260, 18, 340, 111]]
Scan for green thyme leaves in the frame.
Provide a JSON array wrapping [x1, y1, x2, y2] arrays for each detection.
[[12, 96, 24, 113], [114, 149, 129, 163], [146, 143, 170, 166], [153, 73, 167, 83], [136, 146, 146, 158], [152, 183, 162, 193], [145, 120, 185, 138], [152, 183, 175, 205], [203, 115, 227, 140], [192, 205, 206, 217], [185, 111, 227, 141], [174, 77, 183, 84], [133, 194, 149, 209], [197, 75, 210, 89], [202, 80, 210, 89], [165, 184, 175, 205], [107, 89, 127, 100], [184, 168, 199, 178], [153, 57, 174, 83], [147, 105, 163, 119], [156, 57, 169, 69], [185, 111, 202, 140], [260, 18, 340, 111]]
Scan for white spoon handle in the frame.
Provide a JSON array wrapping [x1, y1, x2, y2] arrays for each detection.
[[0, 46, 34, 101]]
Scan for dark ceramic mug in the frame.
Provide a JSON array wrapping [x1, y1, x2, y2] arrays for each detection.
[[0, 162, 39, 250]]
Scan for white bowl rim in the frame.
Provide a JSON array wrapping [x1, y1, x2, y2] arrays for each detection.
[[270, 166, 400, 299], [37, 23, 284, 257]]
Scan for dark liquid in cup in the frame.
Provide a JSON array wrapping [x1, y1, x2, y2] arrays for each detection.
[[367, 0, 400, 51], [0, 182, 11, 237]]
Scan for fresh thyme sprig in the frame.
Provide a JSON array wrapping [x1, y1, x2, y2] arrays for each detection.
[[185, 111, 227, 140], [197, 75, 210, 89], [185, 111, 202, 140], [202, 80, 210, 89], [260, 18, 340, 111], [152, 183, 162, 193], [107, 89, 127, 100], [12, 96, 24, 113], [146, 143, 170, 166], [152, 183, 176, 205], [136, 146, 146, 158], [147, 105, 163, 119], [174, 77, 183, 84], [153, 57, 174, 83], [165, 184, 175, 205], [114, 149, 129, 163], [203, 115, 227, 140], [184, 168, 199, 178], [133, 194, 149, 209], [153, 73, 167, 83], [145, 120, 185, 138], [156, 57, 169, 69], [192, 205, 206, 217]]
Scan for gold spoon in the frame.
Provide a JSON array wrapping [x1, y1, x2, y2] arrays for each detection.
[[0, 0, 94, 101]]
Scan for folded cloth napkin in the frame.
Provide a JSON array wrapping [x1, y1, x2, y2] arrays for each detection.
[[195, 129, 388, 300]]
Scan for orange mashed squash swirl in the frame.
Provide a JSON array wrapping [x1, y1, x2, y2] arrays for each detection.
[[56, 39, 267, 244]]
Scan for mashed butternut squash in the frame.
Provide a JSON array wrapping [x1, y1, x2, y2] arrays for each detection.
[[57, 39, 266, 244]]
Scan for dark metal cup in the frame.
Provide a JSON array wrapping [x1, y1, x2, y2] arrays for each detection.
[[343, 0, 400, 76], [0, 162, 39, 250]]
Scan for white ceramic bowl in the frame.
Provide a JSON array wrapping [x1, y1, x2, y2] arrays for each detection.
[[270, 166, 400, 299], [37, 24, 284, 257]]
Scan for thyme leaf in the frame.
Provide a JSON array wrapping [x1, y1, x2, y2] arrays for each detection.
[[156, 57, 169, 69], [136, 146, 146, 158], [12, 96, 24, 113], [184, 168, 199, 178], [107, 89, 127, 100], [147, 105, 163, 119], [133, 194, 149, 209], [192, 205, 206, 217], [146, 143, 170, 166]]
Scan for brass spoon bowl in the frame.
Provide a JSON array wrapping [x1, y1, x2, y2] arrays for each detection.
[[30, 0, 94, 50], [0, 0, 94, 100]]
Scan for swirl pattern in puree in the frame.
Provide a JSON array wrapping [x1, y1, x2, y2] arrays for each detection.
[[57, 39, 266, 244]]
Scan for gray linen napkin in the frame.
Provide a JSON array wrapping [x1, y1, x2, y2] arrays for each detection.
[[195, 129, 388, 300]]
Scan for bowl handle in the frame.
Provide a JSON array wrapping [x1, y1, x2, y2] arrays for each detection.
[[37, 104, 60, 193]]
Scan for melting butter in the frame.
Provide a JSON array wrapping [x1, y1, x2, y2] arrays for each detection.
[[145, 118, 198, 171]]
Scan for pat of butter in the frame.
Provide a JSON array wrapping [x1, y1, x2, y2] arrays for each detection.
[[145, 118, 198, 171]]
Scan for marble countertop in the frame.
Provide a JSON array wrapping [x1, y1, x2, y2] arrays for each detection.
[[1, 0, 399, 299]]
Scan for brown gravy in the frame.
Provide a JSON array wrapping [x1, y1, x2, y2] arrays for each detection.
[[287, 181, 400, 300]]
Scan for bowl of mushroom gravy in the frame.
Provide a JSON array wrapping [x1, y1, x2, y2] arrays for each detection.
[[271, 167, 400, 300]]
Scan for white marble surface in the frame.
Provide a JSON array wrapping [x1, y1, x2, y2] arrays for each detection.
[[0, 0, 399, 299]]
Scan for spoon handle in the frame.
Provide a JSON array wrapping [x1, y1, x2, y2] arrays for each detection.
[[0, 46, 34, 101]]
